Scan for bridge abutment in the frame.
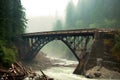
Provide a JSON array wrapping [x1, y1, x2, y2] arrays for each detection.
[[85, 32, 104, 70], [73, 32, 105, 75]]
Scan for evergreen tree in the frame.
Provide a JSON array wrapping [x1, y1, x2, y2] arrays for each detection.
[[0, 0, 26, 42], [104, 0, 120, 28], [65, 0, 75, 29], [0, 0, 26, 67], [53, 19, 63, 30]]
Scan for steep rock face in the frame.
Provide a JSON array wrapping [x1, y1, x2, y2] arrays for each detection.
[[85, 32, 120, 75], [73, 32, 120, 75], [102, 50, 120, 72]]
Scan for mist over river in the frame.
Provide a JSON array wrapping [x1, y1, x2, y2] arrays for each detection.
[[24, 55, 120, 80], [37, 67, 88, 80], [35, 57, 96, 80]]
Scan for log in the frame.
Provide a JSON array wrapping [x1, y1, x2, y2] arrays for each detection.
[[40, 69, 47, 80], [0, 69, 8, 73]]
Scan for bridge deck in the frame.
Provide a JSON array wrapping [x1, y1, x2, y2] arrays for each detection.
[[22, 28, 115, 37]]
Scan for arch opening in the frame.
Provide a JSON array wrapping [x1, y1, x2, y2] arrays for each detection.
[[35, 40, 77, 61]]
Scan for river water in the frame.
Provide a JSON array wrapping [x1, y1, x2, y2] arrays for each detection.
[[36, 57, 97, 80]]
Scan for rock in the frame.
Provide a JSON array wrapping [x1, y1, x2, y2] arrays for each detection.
[[85, 73, 94, 78], [94, 72, 101, 77], [96, 58, 103, 71], [85, 66, 120, 79]]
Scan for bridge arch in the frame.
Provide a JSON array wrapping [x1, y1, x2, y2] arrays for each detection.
[[40, 40, 76, 60], [21, 28, 115, 61], [40, 39, 81, 61], [25, 37, 75, 61], [22, 35, 92, 61]]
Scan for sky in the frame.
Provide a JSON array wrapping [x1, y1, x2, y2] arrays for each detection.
[[21, 0, 78, 32]]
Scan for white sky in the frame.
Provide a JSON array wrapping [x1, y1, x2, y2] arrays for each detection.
[[21, 0, 78, 17], [21, 0, 78, 32]]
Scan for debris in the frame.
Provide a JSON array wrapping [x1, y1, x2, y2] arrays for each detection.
[[0, 62, 27, 80], [0, 62, 54, 80]]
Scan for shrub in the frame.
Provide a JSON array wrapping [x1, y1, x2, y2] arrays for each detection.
[[0, 40, 17, 68]]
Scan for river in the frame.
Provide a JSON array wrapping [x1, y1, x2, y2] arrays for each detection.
[[35, 57, 97, 80]]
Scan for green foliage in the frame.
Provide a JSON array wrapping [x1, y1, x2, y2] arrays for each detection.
[[89, 23, 100, 28], [104, 19, 118, 28], [65, 0, 76, 29], [2, 46, 17, 67], [111, 30, 120, 60], [0, 40, 17, 68], [53, 0, 120, 29], [0, 0, 26, 67], [0, 40, 5, 58], [113, 32, 120, 53], [64, 0, 120, 29], [0, 0, 26, 42], [75, 20, 86, 29]]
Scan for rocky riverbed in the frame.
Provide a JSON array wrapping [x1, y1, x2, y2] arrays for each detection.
[[26, 52, 120, 79], [85, 66, 120, 79], [27, 52, 77, 70]]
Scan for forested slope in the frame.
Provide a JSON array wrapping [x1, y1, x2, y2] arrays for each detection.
[[0, 0, 26, 68], [53, 0, 120, 61]]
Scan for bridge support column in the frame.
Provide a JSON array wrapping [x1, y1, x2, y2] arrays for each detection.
[[84, 32, 104, 72], [73, 60, 85, 75], [86, 33, 104, 70], [73, 37, 90, 75], [73, 32, 104, 75], [73, 48, 89, 75]]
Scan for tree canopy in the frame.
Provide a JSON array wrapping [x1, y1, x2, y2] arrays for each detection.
[[65, 0, 120, 29], [0, 0, 26, 67]]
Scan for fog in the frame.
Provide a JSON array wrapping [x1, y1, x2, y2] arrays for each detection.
[[21, 0, 120, 59], [21, 0, 78, 32], [22, 0, 120, 33]]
